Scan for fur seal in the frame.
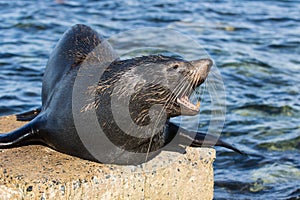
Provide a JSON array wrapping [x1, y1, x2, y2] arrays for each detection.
[[0, 24, 243, 165]]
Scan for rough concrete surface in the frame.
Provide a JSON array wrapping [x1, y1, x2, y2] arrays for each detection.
[[0, 115, 215, 200]]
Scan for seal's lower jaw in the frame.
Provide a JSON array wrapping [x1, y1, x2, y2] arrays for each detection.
[[177, 95, 200, 116]]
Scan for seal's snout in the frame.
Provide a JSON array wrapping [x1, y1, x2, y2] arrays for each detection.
[[190, 58, 213, 73], [187, 58, 213, 88], [204, 58, 213, 71]]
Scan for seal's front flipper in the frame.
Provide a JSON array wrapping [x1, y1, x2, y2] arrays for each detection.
[[188, 131, 246, 155], [16, 107, 42, 121], [167, 122, 245, 155]]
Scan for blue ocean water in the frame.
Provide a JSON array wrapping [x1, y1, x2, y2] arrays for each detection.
[[0, 0, 299, 199]]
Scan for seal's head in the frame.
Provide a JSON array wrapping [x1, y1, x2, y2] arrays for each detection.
[[97, 55, 212, 126]]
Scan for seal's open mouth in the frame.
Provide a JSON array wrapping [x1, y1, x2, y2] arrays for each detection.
[[176, 95, 200, 115], [174, 58, 212, 116]]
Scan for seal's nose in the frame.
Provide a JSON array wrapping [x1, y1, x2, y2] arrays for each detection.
[[206, 59, 213, 70], [190, 58, 213, 72], [200, 58, 213, 71]]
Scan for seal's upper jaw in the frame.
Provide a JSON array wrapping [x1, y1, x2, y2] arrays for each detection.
[[189, 58, 213, 87], [176, 58, 213, 116]]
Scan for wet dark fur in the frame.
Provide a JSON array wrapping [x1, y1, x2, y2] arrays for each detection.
[[0, 24, 244, 165]]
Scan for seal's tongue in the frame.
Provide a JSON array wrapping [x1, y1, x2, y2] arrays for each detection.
[[177, 95, 200, 114]]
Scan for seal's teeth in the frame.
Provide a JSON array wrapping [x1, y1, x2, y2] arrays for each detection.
[[196, 101, 200, 108], [177, 96, 200, 111]]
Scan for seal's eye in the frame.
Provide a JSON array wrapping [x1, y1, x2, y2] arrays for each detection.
[[172, 64, 179, 70]]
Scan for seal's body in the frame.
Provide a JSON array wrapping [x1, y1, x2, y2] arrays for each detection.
[[0, 24, 243, 165]]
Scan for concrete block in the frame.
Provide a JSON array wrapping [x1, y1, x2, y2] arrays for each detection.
[[0, 116, 215, 200]]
